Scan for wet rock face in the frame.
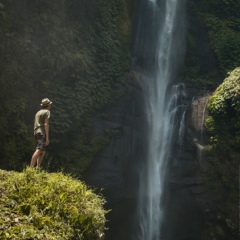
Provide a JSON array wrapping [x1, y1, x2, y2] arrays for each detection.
[[85, 72, 149, 240], [190, 94, 210, 132], [162, 92, 213, 240], [187, 93, 211, 148], [86, 78, 213, 240]]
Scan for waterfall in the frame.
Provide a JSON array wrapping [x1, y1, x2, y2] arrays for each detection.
[[132, 0, 186, 239]]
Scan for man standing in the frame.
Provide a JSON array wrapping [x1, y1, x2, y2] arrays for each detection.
[[30, 98, 52, 168]]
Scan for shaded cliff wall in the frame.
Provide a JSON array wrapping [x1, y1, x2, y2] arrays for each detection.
[[161, 90, 212, 240], [86, 0, 240, 239], [85, 78, 212, 240], [85, 71, 148, 240], [85, 1, 215, 240]]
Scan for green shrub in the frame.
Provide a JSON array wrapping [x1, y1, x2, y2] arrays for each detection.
[[208, 67, 240, 119], [203, 67, 240, 239], [0, 168, 108, 240]]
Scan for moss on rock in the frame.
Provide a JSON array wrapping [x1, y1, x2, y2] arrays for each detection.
[[203, 67, 240, 240]]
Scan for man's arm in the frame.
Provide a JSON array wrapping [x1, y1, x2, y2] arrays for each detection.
[[44, 118, 50, 146]]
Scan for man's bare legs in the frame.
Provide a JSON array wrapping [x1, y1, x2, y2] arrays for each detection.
[[30, 149, 45, 168], [37, 151, 45, 167]]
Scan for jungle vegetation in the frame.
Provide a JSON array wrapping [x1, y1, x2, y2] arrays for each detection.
[[204, 67, 240, 240], [182, 0, 240, 88], [0, 0, 239, 239], [0, 1, 133, 236], [0, 0, 134, 175]]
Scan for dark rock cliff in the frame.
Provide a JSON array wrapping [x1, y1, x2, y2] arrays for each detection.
[[162, 91, 213, 240], [85, 1, 221, 239], [85, 71, 148, 240], [85, 69, 213, 240]]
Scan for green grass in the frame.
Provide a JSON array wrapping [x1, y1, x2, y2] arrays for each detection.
[[0, 167, 108, 240]]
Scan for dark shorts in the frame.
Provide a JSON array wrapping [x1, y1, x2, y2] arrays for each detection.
[[35, 134, 46, 151]]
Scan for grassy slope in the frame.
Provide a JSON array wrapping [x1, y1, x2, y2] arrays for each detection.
[[0, 168, 108, 240]]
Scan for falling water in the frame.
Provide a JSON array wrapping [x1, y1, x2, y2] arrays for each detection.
[[132, 0, 186, 239], [196, 94, 210, 164]]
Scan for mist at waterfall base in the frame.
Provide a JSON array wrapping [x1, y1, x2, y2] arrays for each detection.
[[131, 0, 186, 239]]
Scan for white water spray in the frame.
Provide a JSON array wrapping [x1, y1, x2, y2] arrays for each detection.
[[134, 0, 186, 239]]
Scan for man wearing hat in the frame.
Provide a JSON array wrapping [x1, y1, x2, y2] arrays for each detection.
[[30, 98, 52, 168]]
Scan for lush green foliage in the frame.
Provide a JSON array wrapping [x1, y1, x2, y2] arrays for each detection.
[[207, 67, 240, 142], [180, 1, 218, 88], [200, 0, 240, 19], [203, 67, 240, 239], [181, 0, 240, 87], [200, 0, 240, 74], [0, 0, 132, 174], [0, 167, 108, 240]]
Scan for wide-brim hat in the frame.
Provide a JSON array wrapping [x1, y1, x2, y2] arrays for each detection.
[[40, 98, 52, 106]]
